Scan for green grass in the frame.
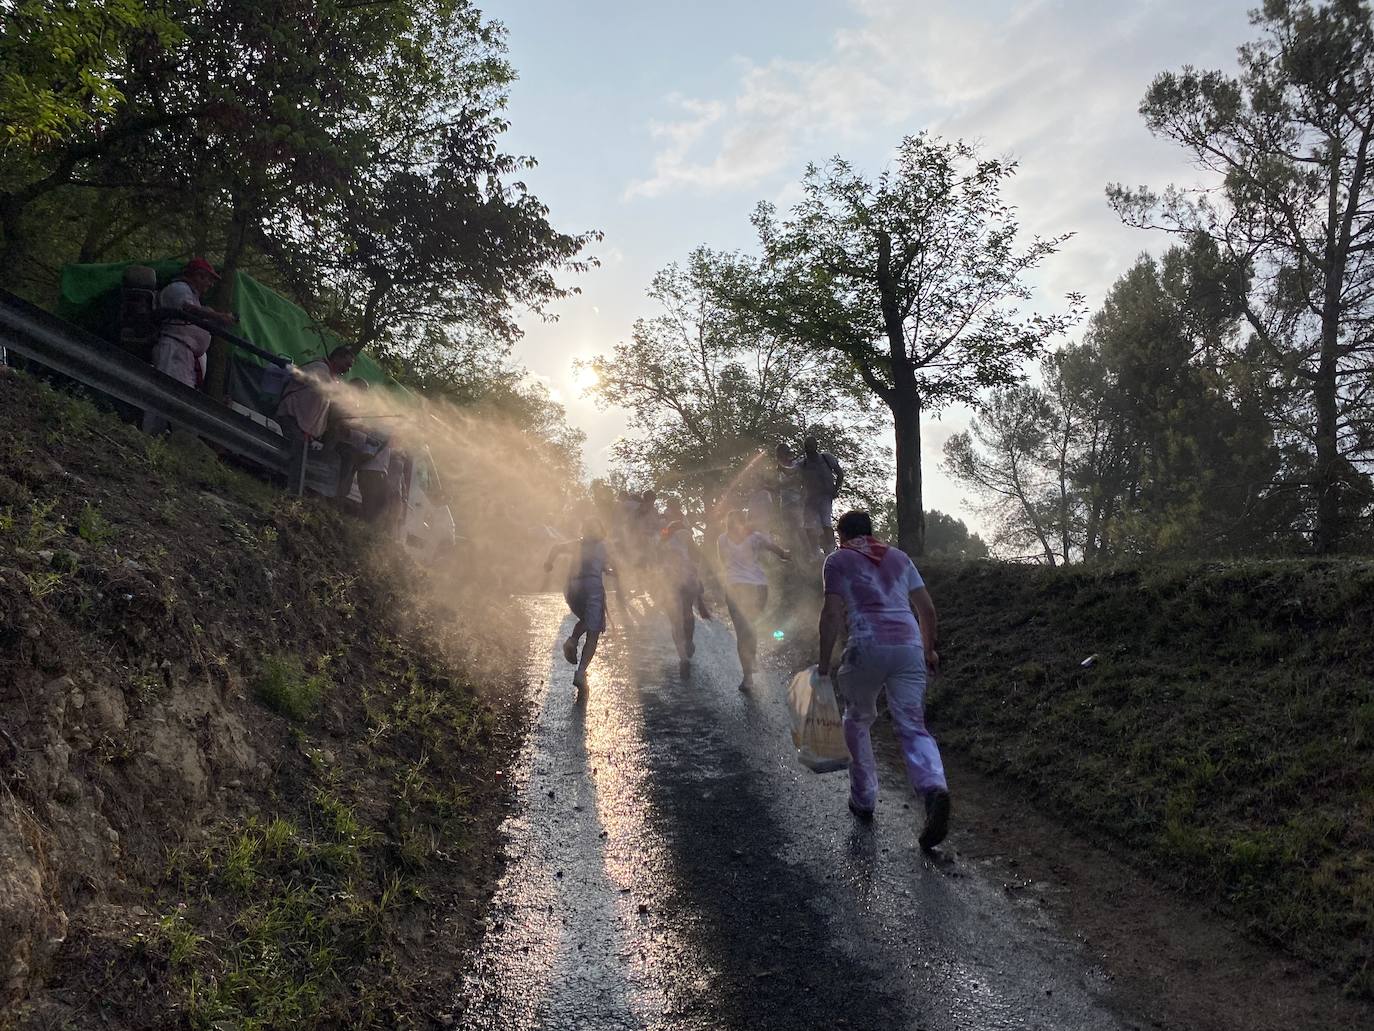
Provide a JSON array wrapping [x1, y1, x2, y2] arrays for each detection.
[[143, 639, 496, 1028], [253, 655, 330, 722], [922, 557, 1374, 997], [156, 795, 404, 1030], [76, 501, 112, 546]]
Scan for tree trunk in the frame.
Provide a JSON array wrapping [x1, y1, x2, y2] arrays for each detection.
[[1312, 324, 1340, 553], [876, 229, 924, 556], [893, 393, 925, 556], [0, 194, 28, 288], [204, 199, 252, 401]]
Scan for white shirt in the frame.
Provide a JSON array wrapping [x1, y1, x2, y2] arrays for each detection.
[[276, 358, 336, 438], [717, 530, 771, 587], [158, 281, 212, 358], [822, 545, 925, 646]]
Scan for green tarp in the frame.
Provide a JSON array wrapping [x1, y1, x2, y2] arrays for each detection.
[[56, 260, 397, 389]]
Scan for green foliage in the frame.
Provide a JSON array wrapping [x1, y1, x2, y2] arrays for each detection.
[[727, 134, 1082, 554], [22, 497, 62, 551], [253, 655, 329, 723], [946, 242, 1296, 563], [870, 505, 988, 561], [0, 0, 593, 390], [589, 247, 888, 509], [76, 501, 112, 546], [144, 430, 273, 508], [0, 0, 182, 145], [1108, 0, 1374, 552], [163, 796, 397, 1029]]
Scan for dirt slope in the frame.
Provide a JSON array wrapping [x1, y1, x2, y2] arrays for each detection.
[[0, 368, 526, 1028]]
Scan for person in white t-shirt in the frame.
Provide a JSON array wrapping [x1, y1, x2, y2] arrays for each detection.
[[716, 509, 790, 691], [817, 509, 950, 850], [142, 257, 237, 433]]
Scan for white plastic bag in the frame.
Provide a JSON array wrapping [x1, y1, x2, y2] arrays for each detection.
[[787, 665, 849, 774]]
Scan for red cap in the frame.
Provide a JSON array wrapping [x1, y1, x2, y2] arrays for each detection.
[[184, 257, 220, 279]]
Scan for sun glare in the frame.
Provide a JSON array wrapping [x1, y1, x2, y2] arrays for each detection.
[[571, 362, 600, 394]]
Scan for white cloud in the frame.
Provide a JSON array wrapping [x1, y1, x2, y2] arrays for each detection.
[[624, 0, 1250, 309]]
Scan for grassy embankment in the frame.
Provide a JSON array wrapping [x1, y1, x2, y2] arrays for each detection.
[[919, 559, 1373, 997], [0, 368, 525, 1028]]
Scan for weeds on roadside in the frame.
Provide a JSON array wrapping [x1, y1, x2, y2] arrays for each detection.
[[23, 498, 62, 551], [77, 502, 113, 546], [155, 794, 405, 1029], [23, 570, 65, 600], [253, 654, 330, 722]]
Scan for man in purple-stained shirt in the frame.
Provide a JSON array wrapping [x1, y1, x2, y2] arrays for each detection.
[[817, 509, 950, 850]]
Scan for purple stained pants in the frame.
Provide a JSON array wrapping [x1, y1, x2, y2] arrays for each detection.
[[837, 642, 947, 810]]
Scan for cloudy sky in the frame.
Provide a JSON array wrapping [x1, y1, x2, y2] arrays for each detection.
[[493, 0, 1256, 528]]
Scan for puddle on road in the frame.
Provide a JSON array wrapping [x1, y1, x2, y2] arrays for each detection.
[[454, 595, 721, 1030]]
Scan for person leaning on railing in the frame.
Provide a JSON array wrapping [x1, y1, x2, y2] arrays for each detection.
[[141, 257, 238, 434], [274, 345, 355, 494]]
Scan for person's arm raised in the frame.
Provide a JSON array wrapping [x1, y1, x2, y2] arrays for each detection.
[[543, 540, 572, 572], [184, 301, 238, 324]]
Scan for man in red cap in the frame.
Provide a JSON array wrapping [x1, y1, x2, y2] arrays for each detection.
[[142, 257, 238, 433]]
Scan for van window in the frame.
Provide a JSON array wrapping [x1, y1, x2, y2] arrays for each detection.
[[416, 457, 434, 494]]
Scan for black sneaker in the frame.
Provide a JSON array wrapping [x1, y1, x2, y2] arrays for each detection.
[[918, 790, 951, 851]]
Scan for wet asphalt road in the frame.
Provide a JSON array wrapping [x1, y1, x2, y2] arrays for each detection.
[[455, 594, 1138, 1031]]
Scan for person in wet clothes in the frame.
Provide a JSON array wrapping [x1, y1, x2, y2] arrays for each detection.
[[817, 509, 950, 849], [545, 518, 617, 691]]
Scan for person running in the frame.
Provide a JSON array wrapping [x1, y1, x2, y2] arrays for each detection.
[[797, 435, 845, 554], [817, 509, 950, 850], [544, 519, 616, 692], [659, 499, 710, 675], [717, 509, 791, 691]]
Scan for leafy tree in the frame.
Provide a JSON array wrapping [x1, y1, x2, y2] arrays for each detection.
[[0, 1, 594, 387], [868, 503, 988, 560], [948, 245, 1292, 562], [0, 0, 181, 146], [944, 384, 1068, 564], [922, 510, 990, 561], [1109, 0, 1374, 551], [732, 134, 1082, 556], [587, 248, 888, 512]]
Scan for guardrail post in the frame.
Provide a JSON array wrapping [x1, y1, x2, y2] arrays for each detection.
[[287, 433, 308, 496]]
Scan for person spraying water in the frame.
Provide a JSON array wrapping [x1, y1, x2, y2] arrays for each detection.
[[717, 509, 791, 691], [545, 518, 617, 693]]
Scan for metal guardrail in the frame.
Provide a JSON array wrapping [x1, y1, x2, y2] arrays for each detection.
[[0, 288, 290, 475]]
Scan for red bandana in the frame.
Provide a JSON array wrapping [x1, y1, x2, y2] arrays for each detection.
[[841, 534, 889, 565]]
